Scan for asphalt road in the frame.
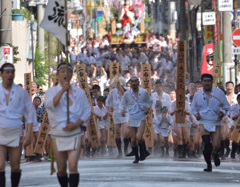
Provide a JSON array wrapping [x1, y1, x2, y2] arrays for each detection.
[[4, 155, 240, 187]]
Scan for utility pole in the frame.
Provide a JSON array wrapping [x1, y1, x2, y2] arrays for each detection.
[[222, 10, 233, 85], [31, 15, 35, 82], [179, 0, 186, 40], [234, 0, 239, 84], [168, 1, 176, 40], [0, 0, 12, 46], [37, 0, 45, 54], [48, 33, 51, 87], [82, 0, 86, 38]]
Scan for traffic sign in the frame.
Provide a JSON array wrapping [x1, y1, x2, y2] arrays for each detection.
[[232, 29, 240, 47], [232, 47, 240, 55], [218, 0, 233, 12], [202, 12, 216, 26]]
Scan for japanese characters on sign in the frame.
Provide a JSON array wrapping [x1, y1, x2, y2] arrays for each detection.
[[24, 73, 34, 156], [176, 41, 187, 124], [111, 17, 116, 35], [141, 64, 154, 148], [110, 62, 119, 79], [34, 112, 50, 154], [48, 1, 65, 27], [201, 43, 214, 75], [202, 12, 216, 26], [107, 62, 119, 147], [24, 73, 32, 96], [218, 0, 233, 12], [76, 64, 99, 147]]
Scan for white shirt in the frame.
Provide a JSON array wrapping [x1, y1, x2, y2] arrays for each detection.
[[119, 55, 131, 71], [106, 88, 124, 113], [77, 52, 87, 62], [125, 30, 137, 41], [152, 92, 171, 115], [170, 100, 191, 125], [156, 114, 173, 129], [139, 52, 148, 64], [0, 83, 36, 128], [83, 56, 96, 65], [45, 84, 91, 135], [93, 105, 108, 127], [191, 87, 232, 131], [120, 88, 153, 120], [231, 104, 240, 123]]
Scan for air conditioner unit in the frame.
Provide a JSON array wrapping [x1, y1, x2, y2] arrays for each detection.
[[12, 0, 20, 10]]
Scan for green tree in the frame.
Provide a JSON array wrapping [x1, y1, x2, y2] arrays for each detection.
[[34, 46, 49, 87], [13, 46, 21, 63]]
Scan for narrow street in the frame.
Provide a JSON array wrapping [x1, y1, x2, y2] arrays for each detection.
[[5, 156, 240, 187]]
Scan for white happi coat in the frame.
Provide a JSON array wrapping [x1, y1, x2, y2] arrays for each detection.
[[191, 87, 232, 132], [45, 83, 91, 138], [106, 88, 129, 124], [120, 88, 153, 127], [0, 83, 36, 146]]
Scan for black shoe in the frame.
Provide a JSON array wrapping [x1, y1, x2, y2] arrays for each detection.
[[138, 141, 150, 161], [203, 165, 212, 172], [11, 171, 21, 187], [86, 147, 90, 158], [166, 147, 169, 157], [160, 146, 165, 157], [182, 144, 187, 158], [57, 174, 68, 187], [231, 142, 238, 159], [0, 171, 5, 187], [69, 173, 79, 187], [124, 138, 130, 156], [115, 138, 122, 158], [219, 140, 225, 158], [212, 149, 220, 167], [191, 151, 198, 158], [223, 139, 230, 158], [126, 148, 135, 157], [173, 149, 178, 158], [178, 145, 183, 158], [132, 146, 139, 164]]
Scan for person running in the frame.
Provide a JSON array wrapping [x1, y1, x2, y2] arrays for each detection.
[[106, 76, 130, 158], [45, 63, 91, 186], [93, 96, 108, 156], [191, 74, 232, 172], [120, 75, 152, 163], [0, 63, 36, 187]]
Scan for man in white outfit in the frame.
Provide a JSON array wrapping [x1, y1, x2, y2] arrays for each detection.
[[120, 76, 152, 163], [0, 63, 35, 187], [45, 63, 91, 186], [191, 74, 232, 172]]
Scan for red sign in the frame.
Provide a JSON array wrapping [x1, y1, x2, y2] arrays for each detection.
[[4, 48, 10, 55], [232, 29, 240, 47], [201, 43, 214, 75]]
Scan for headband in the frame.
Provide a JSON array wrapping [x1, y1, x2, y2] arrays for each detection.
[[1, 67, 15, 71], [57, 65, 73, 72], [202, 77, 212, 81]]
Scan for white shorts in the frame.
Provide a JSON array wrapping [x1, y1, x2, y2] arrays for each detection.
[[0, 126, 23, 147], [113, 112, 128, 124], [98, 121, 106, 130], [54, 136, 81, 152], [160, 129, 169, 137], [129, 118, 143, 127], [153, 125, 160, 134], [190, 127, 197, 136]]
